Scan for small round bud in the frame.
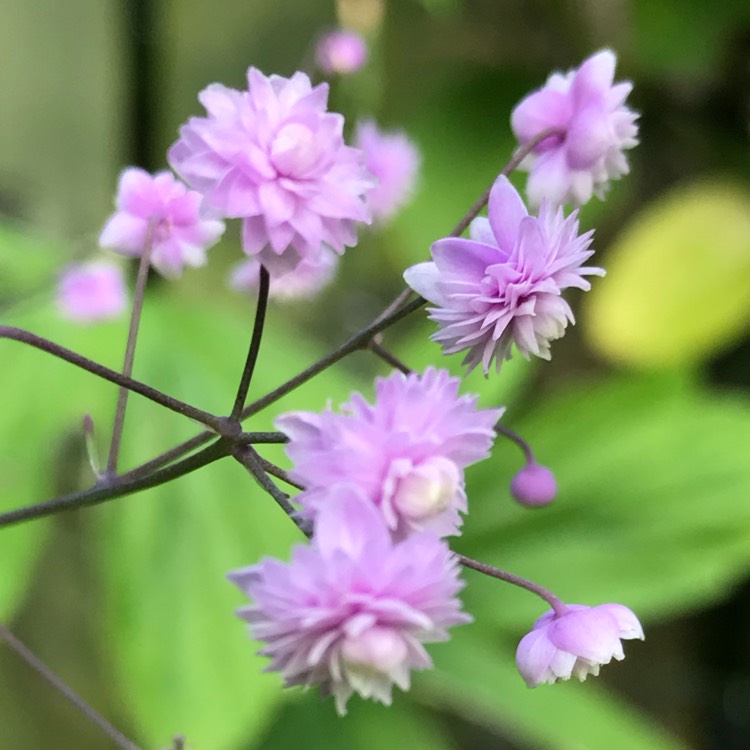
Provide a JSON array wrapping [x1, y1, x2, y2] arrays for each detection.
[[315, 30, 368, 76], [510, 462, 557, 507]]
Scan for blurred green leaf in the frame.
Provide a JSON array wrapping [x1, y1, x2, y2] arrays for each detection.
[[418, 630, 684, 750], [460, 373, 750, 631], [583, 181, 750, 369], [93, 292, 370, 749]]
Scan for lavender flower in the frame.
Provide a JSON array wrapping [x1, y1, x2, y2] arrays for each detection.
[[57, 262, 127, 323], [511, 49, 638, 207], [510, 462, 557, 507], [404, 176, 602, 373], [168, 68, 373, 274], [276, 368, 502, 538], [316, 30, 368, 76], [516, 603, 644, 687], [230, 247, 339, 302], [228, 487, 470, 714], [99, 168, 225, 278], [354, 120, 420, 224]]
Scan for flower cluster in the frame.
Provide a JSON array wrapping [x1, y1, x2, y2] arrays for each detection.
[[56, 262, 127, 323]]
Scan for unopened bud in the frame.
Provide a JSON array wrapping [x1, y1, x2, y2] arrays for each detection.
[[510, 462, 557, 507]]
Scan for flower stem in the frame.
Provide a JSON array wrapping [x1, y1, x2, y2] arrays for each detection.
[[230, 265, 270, 421], [368, 339, 411, 374], [458, 554, 567, 617], [105, 236, 153, 476], [0, 623, 143, 750], [495, 422, 534, 463]]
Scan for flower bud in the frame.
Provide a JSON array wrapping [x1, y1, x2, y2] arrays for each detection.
[[511, 462, 557, 507]]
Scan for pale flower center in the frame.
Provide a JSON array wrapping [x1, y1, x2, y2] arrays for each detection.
[[392, 456, 459, 521], [270, 123, 319, 176], [341, 626, 408, 677]]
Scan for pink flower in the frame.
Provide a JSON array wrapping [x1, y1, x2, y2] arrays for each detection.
[[228, 487, 470, 714], [511, 49, 639, 207], [57, 262, 127, 323], [230, 246, 339, 302], [99, 168, 225, 278], [516, 603, 644, 687], [354, 120, 420, 224], [510, 462, 557, 507], [404, 176, 602, 373], [316, 30, 368, 76], [276, 368, 502, 538], [168, 68, 373, 274]]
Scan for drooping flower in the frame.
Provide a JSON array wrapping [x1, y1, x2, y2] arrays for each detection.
[[516, 603, 644, 687], [228, 486, 470, 714], [276, 367, 502, 538], [230, 246, 339, 302], [99, 168, 225, 279], [511, 49, 639, 207], [354, 120, 420, 224], [510, 461, 557, 507], [316, 29, 368, 76], [404, 175, 603, 374], [57, 262, 127, 323], [168, 68, 373, 274]]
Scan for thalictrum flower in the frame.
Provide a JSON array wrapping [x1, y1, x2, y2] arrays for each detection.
[[404, 175, 602, 374], [516, 603, 644, 687], [228, 487, 470, 714], [99, 168, 224, 278], [168, 68, 373, 273], [276, 367, 502, 538], [511, 49, 638, 207], [57, 262, 127, 323], [316, 29, 368, 75]]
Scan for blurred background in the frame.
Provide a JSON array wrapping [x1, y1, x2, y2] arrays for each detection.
[[2, 0, 750, 748]]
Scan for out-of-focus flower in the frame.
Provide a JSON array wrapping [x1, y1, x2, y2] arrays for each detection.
[[57, 262, 127, 323], [511, 49, 639, 207], [316, 29, 368, 75], [510, 462, 557, 507], [354, 120, 420, 224], [99, 168, 224, 279], [516, 603, 644, 687], [276, 367, 502, 538], [230, 247, 339, 302], [168, 68, 373, 274], [228, 486, 470, 714], [404, 175, 602, 374]]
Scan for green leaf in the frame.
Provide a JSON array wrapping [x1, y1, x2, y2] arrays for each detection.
[[460, 373, 750, 631], [583, 181, 750, 369], [417, 630, 684, 750], [93, 292, 370, 749]]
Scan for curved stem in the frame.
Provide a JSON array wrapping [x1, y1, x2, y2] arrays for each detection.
[[495, 422, 534, 463], [106, 241, 153, 476], [0, 326, 225, 432], [0, 439, 231, 529], [458, 554, 567, 617], [230, 265, 270, 421], [0, 623, 142, 750]]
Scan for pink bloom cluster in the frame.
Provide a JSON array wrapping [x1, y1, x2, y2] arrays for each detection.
[[99, 168, 224, 278], [276, 368, 502, 538], [229, 487, 470, 714], [511, 49, 638, 207], [168, 68, 373, 274], [354, 121, 420, 225], [516, 603, 644, 687], [57, 262, 127, 323], [405, 176, 602, 373], [315, 29, 368, 76]]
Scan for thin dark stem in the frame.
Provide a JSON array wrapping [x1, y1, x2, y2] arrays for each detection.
[[232, 445, 310, 536], [0, 623, 142, 750], [236, 431, 288, 444], [0, 326, 226, 432], [230, 265, 270, 421], [0, 440, 231, 529], [457, 554, 566, 617], [106, 241, 153, 476], [495, 422, 534, 462], [256, 456, 305, 490], [368, 339, 411, 375]]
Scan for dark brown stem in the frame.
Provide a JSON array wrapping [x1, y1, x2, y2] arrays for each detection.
[[495, 422, 534, 462], [256, 456, 304, 490], [368, 339, 412, 374], [230, 265, 270, 421], [0, 623, 143, 750], [0, 326, 226, 432]]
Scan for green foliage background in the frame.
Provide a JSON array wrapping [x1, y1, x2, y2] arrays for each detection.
[[1, 1, 750, 748]]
